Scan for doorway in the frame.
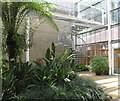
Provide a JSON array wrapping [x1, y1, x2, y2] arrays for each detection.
[[113, 49, 120, 74]]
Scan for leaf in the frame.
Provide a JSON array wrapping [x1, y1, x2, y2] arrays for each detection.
[[42, 58, 50, 65], [35, 74, 41, 81], [70, 59, 75, 68], [51, 42, 55, 57], [59, 92, 66, 96], [59, 50, 68, 62], [51, 42, 55, 53], [27, 84, 36, 89], [45, 48, 51, 59], [67, 54, 73, 60], [3, 68, 14, 89], [34, 61, 43, 67]]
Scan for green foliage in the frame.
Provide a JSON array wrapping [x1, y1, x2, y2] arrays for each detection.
[[19, 76, 107, 101], [14, 33, 27, 56], [66, 76, 107, 100], [90, 55, 109, 75], [45, 48, 51, 60], [72, 64, 88, 72], [0, 56, 2, 67], [2, 59, 33, 100], [2, 1, 58, 60], [51, 42, 55, 57], [2, 43, 108, 100], [34, 43, 74, 85]]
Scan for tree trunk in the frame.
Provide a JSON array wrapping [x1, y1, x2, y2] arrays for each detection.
[[6, 33, 18, 61]]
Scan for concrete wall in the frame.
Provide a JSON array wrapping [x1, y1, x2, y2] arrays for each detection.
[[22, 17, 71, 62]]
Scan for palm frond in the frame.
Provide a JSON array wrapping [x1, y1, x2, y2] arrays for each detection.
[[2, 1, 59, 34], [2, 0, 59, 59]]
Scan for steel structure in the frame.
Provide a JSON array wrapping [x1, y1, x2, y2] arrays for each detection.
[[26, 0, 120, 75], [48, 0, 120, 75]]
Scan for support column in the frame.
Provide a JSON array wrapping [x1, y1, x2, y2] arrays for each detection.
[[26, 15, 30, 62], [77, 2, 81, 18], [102, 11, 105, 25], [107, 0, 112, 75], [71, 34, 75, 52]]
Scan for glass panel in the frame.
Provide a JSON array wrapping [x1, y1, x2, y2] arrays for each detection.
[[118, 9, 120, 23], [111, 9, 120, 24], [114, 49, 120, 74], [112, 10, 118, 23], [111, 0, 120, 9]]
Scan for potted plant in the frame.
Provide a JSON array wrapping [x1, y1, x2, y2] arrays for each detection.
[[89, 55, 109, 75]]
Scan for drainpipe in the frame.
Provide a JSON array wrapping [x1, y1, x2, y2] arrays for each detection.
[[107, 0, 112, 75], [26, 15, 30, 62]]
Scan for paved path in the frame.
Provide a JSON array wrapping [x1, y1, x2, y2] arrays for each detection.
[[77, 71, 119, 100]]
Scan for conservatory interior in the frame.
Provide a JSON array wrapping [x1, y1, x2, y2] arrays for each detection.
[[1, 0, 120, 100], [26, 0, 120, 75]]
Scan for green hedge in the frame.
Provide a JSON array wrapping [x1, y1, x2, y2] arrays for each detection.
[[90, 55, 109, 75]]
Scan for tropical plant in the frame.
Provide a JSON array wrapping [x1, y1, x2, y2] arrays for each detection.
[[19, 75, 107, 101], [2, 44, 108, 100], [2, 1, 58, 61], [90, 55, 109, 75], [34, 43, 75, 85], [72, 64, 88, 72], [64, 76, 107, 100], [0, 56, 2, 67], [2, 59, 34, 100]]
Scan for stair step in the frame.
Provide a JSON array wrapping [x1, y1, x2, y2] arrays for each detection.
[[104, 87, 119, 93], [95, 78, 118, 84]]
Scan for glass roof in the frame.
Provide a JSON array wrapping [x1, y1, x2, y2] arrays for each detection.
[[46, 0, 105, 6], [45, 0, 106, 33], [46, 0, 81, 3]]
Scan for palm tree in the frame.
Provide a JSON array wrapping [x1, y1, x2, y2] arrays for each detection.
[[2, 1, 58, 61]]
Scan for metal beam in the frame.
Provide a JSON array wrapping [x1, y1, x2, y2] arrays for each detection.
[[54, 19, 96, 28], [79, 0, 105, 12], [51, 12, 104, 27]]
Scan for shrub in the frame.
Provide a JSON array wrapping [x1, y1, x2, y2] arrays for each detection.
[[67, 76, 107, 100], [2, 59, 34, 100], [90, 55, 109, 75], [2, 43, 108, 100], [33, 43, 75, 85], [72, 64, 88, 72], [19, 44, 107, 100], [19, 75, 107, 101]]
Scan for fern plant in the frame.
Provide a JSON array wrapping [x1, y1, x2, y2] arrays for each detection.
[[2, 1, 58, 61]]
